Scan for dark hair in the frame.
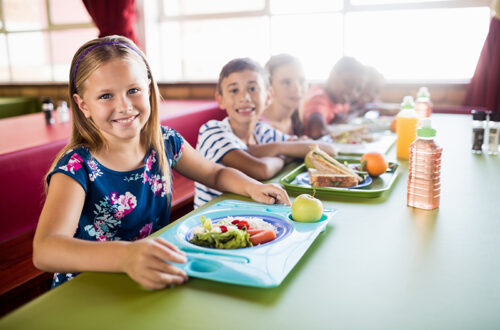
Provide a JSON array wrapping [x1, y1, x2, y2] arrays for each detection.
[[265, 54, 301, 84], [330, 56, 364, 77], [217, 58, 268, 93]]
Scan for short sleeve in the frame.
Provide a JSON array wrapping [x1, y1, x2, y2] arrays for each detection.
[[254, 121, 290, 144], [196, 119, 246, 163], [47, 148, 90, 193], [303, 88, 336, 125], [161, 126, 185, 167]]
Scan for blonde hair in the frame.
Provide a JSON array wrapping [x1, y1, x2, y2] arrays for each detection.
[[47, 35, 170, 194]]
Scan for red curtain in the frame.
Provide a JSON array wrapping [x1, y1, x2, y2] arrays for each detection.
[[464, 17, 500, 113], [83, 0, 138, 45]]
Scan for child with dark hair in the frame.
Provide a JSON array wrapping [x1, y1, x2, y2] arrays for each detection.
[[195, 57, 336, 207], [350, 66, 385, 114], [303, 56, 366, 139]]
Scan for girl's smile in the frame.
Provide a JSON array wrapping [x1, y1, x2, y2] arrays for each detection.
[[112, 114, 140, 125]]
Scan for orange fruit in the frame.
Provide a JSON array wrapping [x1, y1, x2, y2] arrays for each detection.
[[361, 152, 388, 177], [390, 118, 397, 133]]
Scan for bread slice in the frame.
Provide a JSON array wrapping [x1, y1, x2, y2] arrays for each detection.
[[306, 145, 363, 182], [308, 168, 359, 188]]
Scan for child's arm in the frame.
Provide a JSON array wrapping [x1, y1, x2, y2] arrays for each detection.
[[246, 140, 337, 159], [174, 143, 290, 205], [307, 112, 331, 140], [221, 149, 285, 181], [33, 173, 188, 290]]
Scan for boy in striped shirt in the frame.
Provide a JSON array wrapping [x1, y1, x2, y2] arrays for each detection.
[[194, 58, 336, 208]]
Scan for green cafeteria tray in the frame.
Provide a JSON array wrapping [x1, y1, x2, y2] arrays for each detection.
[[279, 157, 399, 198]]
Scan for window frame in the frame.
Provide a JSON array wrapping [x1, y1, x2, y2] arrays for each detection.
[[0, 0, 96, 82], [148, 0, 492, 83]]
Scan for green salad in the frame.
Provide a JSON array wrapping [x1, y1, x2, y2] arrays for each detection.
[[189, 216, 252, 249]]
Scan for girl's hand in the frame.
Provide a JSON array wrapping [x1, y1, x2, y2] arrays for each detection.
[[247, 183, 291, 206], [122, 237, 188, 290]]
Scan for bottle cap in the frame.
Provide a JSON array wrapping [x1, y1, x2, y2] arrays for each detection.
[[490, 111, 500, 122], [471, 110, 487, 121], [416, 87, 430, 100], [417, 118, 436, 137], [57, 101, 68, 110], [42, 97, 53, 104], [401, 96, 415, 110]]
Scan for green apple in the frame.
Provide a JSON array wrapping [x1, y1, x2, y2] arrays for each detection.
[[291, 194, 323, 222], [304, 151, 315, 169]]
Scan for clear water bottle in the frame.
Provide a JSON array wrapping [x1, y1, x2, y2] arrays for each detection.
[[407, 118, 442, 210], [415, 87, 432, 118], [56, 101, 70, 123]]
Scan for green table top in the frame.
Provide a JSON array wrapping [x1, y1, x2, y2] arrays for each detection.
[[1, 114, 499, 330]]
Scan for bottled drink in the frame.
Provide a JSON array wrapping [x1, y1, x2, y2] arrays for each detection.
[[42, 97, 55, 125], [396, 96, 419, 160], [488, 111, 500, 155], [56, 101, 70, 123], [415, 87, 432, 118], [407, 118, 442, 210], [471, 110, 486, 153]]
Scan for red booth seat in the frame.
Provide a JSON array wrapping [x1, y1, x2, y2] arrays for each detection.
[[0, 100, 225, 310], [0, 100, 224, 243]]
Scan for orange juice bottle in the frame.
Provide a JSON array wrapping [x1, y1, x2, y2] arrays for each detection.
[[396, 96, 419, 159]]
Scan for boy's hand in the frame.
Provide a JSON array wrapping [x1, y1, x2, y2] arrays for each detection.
[[287, 135, 310, 141], [122, 237, 188, 290], [247, 183, 291, 206], [317, 143, 337, 157]]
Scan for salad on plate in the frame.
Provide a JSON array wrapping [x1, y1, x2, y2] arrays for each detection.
[[189, 216, 277, 249]]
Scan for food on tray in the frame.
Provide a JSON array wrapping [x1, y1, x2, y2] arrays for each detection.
[[190, 216, 277, 249], [291, 194, 323, 222], [305, 145, 363, 188], [308, 169, 359, 187], [360, 152, 388, 177], [329, 124, 374, 144]]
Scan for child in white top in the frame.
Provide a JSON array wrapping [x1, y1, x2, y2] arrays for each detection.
[[33, 36, 290, 290], [195, 58, 336, 207]]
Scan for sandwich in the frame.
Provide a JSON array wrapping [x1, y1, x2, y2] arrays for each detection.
[[305, 144, 363, 188], [329, 124, 374, 144]]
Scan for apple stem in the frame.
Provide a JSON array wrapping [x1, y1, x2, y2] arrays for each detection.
[[312, 186, 316, 198]]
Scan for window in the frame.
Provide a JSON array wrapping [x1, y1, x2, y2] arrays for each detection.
[[145, 0, 491, 82], [0, 0, 98, 82]]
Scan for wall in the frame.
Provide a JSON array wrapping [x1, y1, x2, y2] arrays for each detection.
[[0, 82, 468, 109]]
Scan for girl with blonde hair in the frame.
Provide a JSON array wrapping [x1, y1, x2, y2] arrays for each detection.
[[33, 36, 290, 290]]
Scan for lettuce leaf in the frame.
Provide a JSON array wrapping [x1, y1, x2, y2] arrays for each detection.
[[190, 228, 252, 249]]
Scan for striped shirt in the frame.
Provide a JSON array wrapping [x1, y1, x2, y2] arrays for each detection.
[[194, 117, 289, 208]]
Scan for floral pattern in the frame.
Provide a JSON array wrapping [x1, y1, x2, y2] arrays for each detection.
[[58, 153, 83, 174], [124, 150, 168, 196], [49, 126, 184, 289], [87, 159, 102, 181]]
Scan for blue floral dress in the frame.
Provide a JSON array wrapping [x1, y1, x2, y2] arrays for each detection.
[[47, 126, 184, 288]]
